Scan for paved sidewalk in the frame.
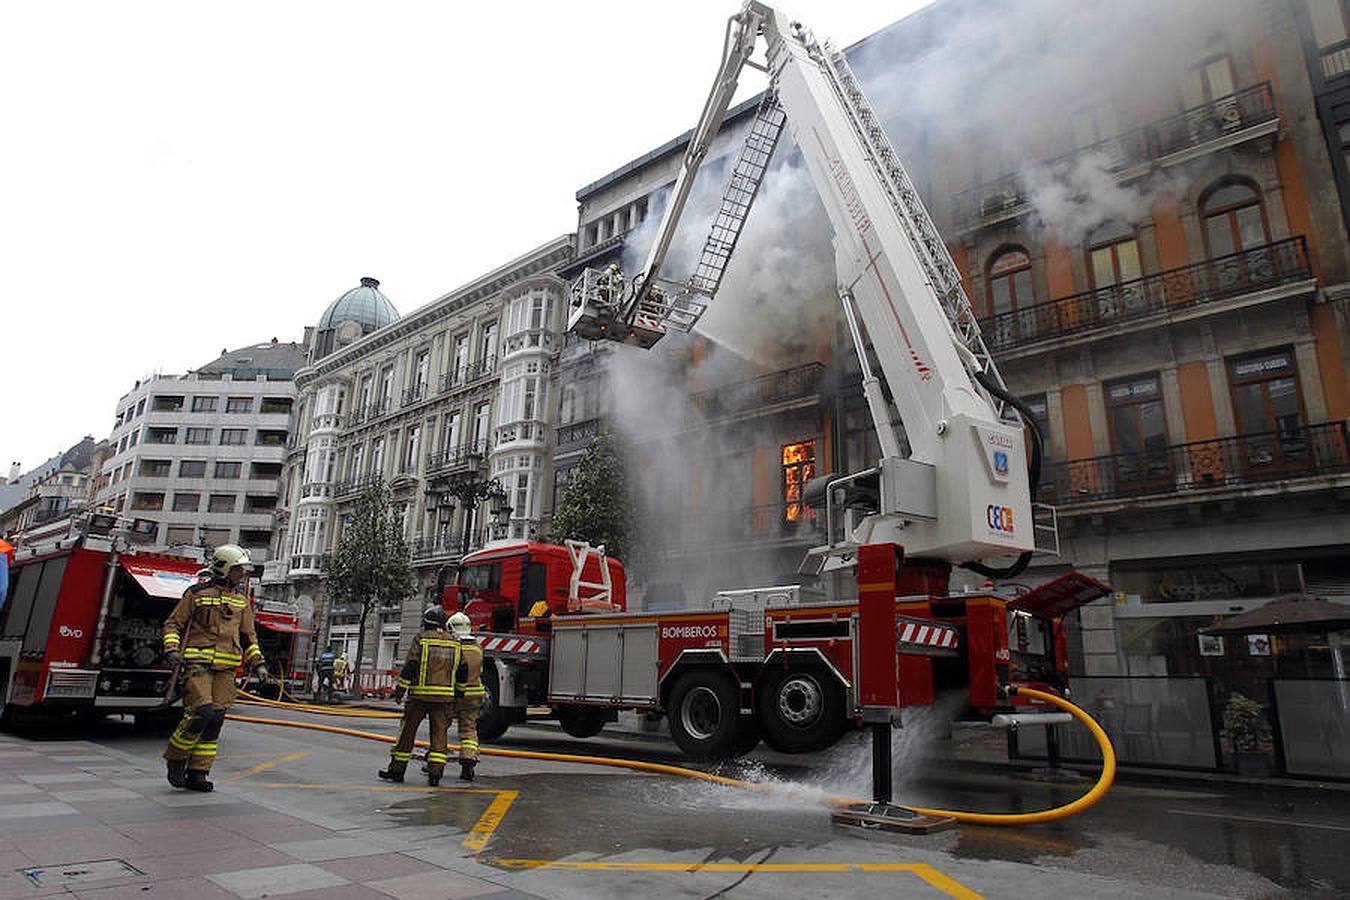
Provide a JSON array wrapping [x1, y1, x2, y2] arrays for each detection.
[[0, 733, 542, 900]]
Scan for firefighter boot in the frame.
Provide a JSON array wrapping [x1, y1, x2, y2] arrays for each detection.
[[428, 773, 441, 787], [377, 768, 405, 783], [165, 758, 188, 788], [459, 759, 476, 782], [185, 770, 214, 792]]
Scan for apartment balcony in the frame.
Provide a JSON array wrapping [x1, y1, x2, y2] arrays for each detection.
[[425, 441, 490, 474], [494, 419, 549, 449], [260, 559, 288, 585], [1038, 421, 1350, 512], [402, 385, 428, 407], [688, 362, 825, 425], [439, 357, 497, 394], [556, 417, 602, 453], [977, 237, 1312, 359], [346, 398, 390, 428], [1320, 39, 1350, 82], [332, 472, 382, 499], [953, 83, 1279, 231], [408, 530, 494, 564], [287, 553, 330, 576], [310, 413, 343, 433]]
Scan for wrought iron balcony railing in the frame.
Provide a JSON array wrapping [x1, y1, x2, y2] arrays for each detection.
[[954, 83, 1278, 228], [977, 236, 1310, 352], [1038, 421, 1350, 507], [425, 440, 490, 473], [556, 417, 602, 449], [688, 363, 825, 423], [332, 472, 382, 498], [1320, 39, 1350, 81], [439, 357, 498, 393]]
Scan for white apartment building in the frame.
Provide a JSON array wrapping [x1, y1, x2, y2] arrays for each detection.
[[268, 237, 574, 670], [94, 340, 305, 559]]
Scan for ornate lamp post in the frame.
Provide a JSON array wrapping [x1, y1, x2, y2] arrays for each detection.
[[423, 449, 512, 558]]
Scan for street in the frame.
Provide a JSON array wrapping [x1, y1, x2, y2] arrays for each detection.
[[2, 702, 1347, 900]]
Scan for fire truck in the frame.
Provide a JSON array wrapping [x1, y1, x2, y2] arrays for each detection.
[[445, 2, 1113, 761], [0, 527, 301, 727]]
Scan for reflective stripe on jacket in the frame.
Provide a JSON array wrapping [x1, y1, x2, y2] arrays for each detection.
[[162, 581, 263, 671], [396, 628, 459, 699]]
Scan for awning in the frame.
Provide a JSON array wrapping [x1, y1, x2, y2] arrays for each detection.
[[121, 561, 199, 600], [1007, 571, 1112, 619], [257, 614, 304, 634]]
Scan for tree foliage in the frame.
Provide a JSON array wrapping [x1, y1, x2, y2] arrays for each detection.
[[550, 431, 641, 566], [325, 481, 414, 679]]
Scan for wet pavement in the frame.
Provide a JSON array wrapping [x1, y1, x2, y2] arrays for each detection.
[[2, 705, 1347, 899]]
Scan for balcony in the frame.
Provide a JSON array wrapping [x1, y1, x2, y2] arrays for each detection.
[[977, 237, 1312, 356], [439, 357, 498, 393], [332, 472, 382, 499], [287, 553, 330, 575], [557, 417, 602, 450], [1320, 39, 1350, 82], [688, 362, 825, 424], [402, 384, 427, 407], [953, 83, 1278, 230], [408, 535, 456, 562], [347, 398, 390, 428], [1038, 421, 1350, 509], [426, 441, 490, 473]]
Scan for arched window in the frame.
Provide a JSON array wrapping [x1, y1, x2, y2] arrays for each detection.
[[1087, 222, 1143, 318], [986, 247, 1034, 345], [1201, 180, 1269, 258]]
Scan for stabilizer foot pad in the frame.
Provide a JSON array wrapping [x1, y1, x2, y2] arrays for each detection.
[[831, 803, 957, 835]]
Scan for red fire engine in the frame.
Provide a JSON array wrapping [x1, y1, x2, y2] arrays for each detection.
[[450, 540, 1108, 759], [0, 530, 301, 727]]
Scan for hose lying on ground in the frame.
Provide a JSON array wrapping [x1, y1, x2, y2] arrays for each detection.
[[229, 686, 1114, 826]]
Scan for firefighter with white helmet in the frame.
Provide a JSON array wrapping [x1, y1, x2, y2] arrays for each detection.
[[448, 611, 485, 781], [380, 605, 459, 786], [162, 544, 267, 791]]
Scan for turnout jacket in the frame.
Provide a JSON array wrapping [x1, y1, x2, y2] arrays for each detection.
[[455, 637, 486, 700], [397, 627, 459, 700], [162, 579, 264, 671]]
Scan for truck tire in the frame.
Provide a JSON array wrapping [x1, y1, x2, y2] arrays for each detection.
[[475, 666, 511, 743], [557, 706, 607, 739], [758, 665, 846, 754], [667, 670, 743, 760]]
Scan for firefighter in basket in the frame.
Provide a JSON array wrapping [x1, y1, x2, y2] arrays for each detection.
[[379, 605, 458, 786], [162, 545, 268, 791], [448, 611, 485, 782]]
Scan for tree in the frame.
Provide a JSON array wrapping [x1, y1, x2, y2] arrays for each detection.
[[325, 481, 414, 686], [550, 431, 642, 566]]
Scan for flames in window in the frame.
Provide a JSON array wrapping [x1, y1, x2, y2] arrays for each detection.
[[782, 440, 816, 523]]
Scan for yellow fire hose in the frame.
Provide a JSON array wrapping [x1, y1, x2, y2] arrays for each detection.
[[229, 686, 1114, 826]]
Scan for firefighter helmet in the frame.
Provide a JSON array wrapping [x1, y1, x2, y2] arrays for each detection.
[[208, 544, 251, 579], [447, 611, 472, 637], [421, 605, 448, 630]]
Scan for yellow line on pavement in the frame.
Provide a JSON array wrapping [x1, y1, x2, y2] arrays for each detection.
[[489, 860, 981, 899], [222, 751, 310, 785], [462, 790, 518, 853]]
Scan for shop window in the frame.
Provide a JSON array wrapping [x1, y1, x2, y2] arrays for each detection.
[[1228, 348, 1308, 471], [1105, 373, 1171, 486], [782, 440, 817, 524]]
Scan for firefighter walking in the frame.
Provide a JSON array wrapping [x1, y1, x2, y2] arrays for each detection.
[[379, 606, 458, 786], [448, 612, 485, 781], [162, 545, 267, 791]]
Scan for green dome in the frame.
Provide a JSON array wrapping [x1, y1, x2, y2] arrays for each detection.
[[318, 277, 399, 331]]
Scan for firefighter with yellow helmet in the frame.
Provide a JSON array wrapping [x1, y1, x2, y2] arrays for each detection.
[[448, 611, 485, 781], [380, 605, 458, 786], [162, 544, 267, 791]]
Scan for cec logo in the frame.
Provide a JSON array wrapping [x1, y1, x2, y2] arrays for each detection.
[[987, 504, 1015, 534], [993, 450, 1009, 476]]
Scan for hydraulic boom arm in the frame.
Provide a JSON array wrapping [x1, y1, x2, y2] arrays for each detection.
[[567, 2, 1053, 570]]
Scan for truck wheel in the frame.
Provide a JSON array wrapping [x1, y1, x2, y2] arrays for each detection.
[[758, 665, 846, 754], [667, 670, 741, 760], [475, 666, 511, 743], [557, 706, 607, 739]]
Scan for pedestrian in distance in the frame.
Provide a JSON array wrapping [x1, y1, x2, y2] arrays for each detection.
[[162, 544, 268, 791], [379, 605, 458, 787], [448, 611, 485, 781]]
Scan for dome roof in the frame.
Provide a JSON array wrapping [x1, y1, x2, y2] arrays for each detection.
[[317, 277, 399, 332]]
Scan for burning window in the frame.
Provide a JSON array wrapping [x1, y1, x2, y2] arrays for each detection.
[[782, 440, 816, 523]]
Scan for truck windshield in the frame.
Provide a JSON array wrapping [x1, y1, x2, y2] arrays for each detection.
[[460, 563, 501, 593]]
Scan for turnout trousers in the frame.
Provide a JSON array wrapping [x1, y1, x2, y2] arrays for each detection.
[[454, 695, 483, 762], [387, 698, 453, 777], [164, 668, 237, 773]]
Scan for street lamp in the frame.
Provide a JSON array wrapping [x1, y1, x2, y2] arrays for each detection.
[[424, 449, 512, 558]]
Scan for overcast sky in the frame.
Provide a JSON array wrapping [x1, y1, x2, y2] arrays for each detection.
[[1, 0, 931, 473]]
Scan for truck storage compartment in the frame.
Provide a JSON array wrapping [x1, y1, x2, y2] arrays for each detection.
[[548, 621, 658, 705]]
